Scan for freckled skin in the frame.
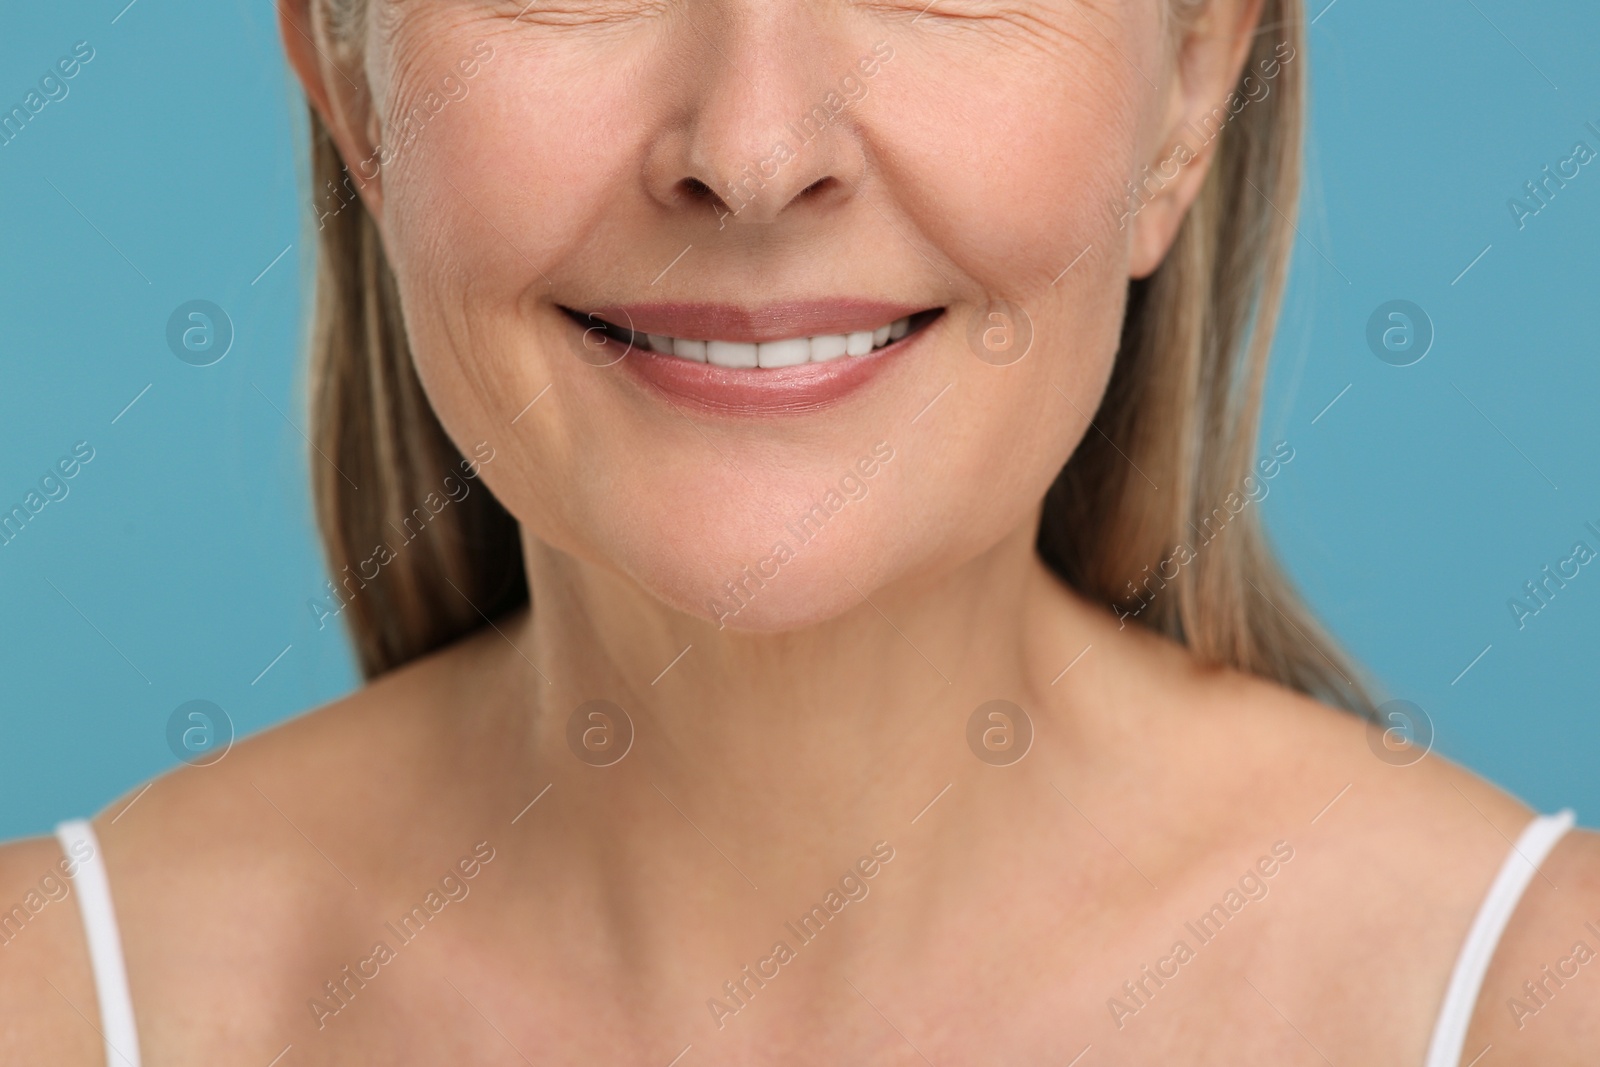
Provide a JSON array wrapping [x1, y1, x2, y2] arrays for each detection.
[[2, 3, 1597, 1066]]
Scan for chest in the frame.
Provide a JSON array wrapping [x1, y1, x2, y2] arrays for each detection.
[[140, 886, 1444, 1067]]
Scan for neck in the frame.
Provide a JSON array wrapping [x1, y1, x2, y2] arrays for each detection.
[[495, 515, 1107, 872]]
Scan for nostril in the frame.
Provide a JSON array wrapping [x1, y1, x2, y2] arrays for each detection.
[[679, 177, 732, 214], [800, 177, 834, 199]]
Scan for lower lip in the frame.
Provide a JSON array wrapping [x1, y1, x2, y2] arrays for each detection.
[[612, 322, 933, 416]]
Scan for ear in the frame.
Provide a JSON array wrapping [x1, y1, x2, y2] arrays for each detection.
[[1127, 0, 1269, 279], [277, 0, 385, 218]]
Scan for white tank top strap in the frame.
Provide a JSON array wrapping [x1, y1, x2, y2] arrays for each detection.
[[55, 819, 142, 1067], [1422, 808, 1576, 1067]]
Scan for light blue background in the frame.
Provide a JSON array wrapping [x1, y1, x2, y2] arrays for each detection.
[[2, 1, 1596, 838]]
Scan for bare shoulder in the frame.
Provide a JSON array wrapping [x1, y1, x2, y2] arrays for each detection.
[[1171, 661, 1570, 1057], [0, 835, 102, 1065], [1059, 605, 1565, 1056], [1071, 606, 1539, 854], [103, 614, 509, 869], [13, 624, 512, 1063], [1466, 826, 1600, 1062]]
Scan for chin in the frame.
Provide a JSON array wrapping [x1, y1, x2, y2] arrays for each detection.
[[590, 489, 898, 633]]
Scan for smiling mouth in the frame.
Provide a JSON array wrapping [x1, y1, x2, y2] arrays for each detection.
[[560, 306, 945, 369]]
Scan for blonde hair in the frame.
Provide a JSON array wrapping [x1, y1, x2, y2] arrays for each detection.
[[301, 0, 1374, 715]]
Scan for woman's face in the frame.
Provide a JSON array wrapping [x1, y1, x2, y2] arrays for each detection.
[[333, 0, 1229, 629]]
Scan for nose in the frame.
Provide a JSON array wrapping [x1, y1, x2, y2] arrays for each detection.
[[643, 14, 867, 226]]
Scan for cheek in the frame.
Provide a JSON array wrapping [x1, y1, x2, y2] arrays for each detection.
[[379, 32, 647, 292], [864, 33, 1145, 298], [374, 28, 666, 551], [854, 36, 1140, 476], [845, 43, 1138, 523]]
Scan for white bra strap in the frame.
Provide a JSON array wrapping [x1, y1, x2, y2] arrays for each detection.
[[1423, 808, 1576, 1067], [54, 819, 142, 1067]]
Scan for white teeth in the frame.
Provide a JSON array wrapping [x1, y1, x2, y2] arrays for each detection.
[[757, 337, 811, 368], [706, 340, 759, 368], [628, 315, 918, 368], [809, 334, 849, 362]]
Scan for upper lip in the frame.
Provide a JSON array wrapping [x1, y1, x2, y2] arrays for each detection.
[[581, 299, 934, 343]]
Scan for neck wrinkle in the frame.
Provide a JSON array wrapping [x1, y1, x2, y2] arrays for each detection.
[[498, 518, 1103, 854]]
